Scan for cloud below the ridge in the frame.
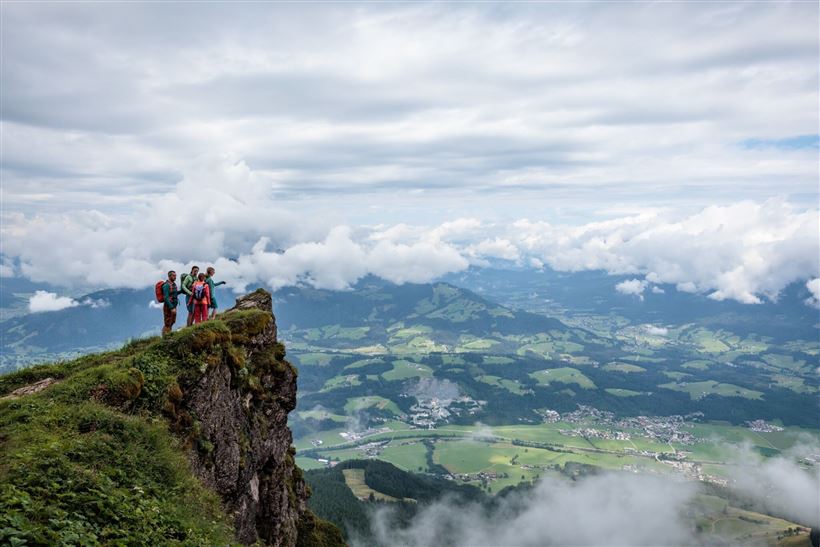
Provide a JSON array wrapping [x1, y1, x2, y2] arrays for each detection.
[[358, 441, 820, 547], [728, 443, 820, 528], [362, 473, 698, 547]]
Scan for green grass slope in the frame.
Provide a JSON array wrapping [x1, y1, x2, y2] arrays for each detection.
[[0, 310, 340, 546]]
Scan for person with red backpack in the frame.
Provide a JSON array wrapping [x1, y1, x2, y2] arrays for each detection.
[[156, 271, 181, 335], [191, 273, 211, 324]]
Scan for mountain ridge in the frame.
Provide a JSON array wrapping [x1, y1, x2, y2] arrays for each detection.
[[1, 278, 592, 369], [0, 289, 344, 546]]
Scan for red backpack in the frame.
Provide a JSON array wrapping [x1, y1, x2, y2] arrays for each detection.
[[155, 281, 166, 303]]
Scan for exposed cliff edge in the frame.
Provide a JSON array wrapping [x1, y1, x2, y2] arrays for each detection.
[[0, 289, 343, 546]]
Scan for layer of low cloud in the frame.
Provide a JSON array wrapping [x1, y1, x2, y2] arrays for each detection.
[[27, 291, 111, 312], [728, 444, 820, 528], [615, 279, 649, 300], [2, 158, 818, 305], [644, 325, 669, 336], [359, 441, 820, 546], [363, 473, 698, 547], [510, 200, 819, 305], [805, 279, 820, 308], [28, 291, 79, 313]]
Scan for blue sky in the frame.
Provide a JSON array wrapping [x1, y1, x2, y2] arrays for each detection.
[[1, 2, 818, 303], [741, 134, 819, 150]]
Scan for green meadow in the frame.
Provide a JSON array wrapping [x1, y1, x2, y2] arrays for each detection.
[[602, 362, 646, 373], [382, 360, 433, 381], [659, 380, 763, 400], [529, 367, 596, 389]]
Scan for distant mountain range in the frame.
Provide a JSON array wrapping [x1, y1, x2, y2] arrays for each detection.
[[0, 275, 596, 370], [1, 269, 818, 371], [442, 267, 820, 341]]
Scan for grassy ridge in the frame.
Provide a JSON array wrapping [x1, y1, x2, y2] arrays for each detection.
[[0, 310, 332, 546], [0, 322, 239, 545]]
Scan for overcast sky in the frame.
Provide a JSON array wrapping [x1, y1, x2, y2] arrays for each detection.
[[1, 1, 818, 303]]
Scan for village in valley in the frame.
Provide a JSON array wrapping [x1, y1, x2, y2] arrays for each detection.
[[300, 395, 812, 492]]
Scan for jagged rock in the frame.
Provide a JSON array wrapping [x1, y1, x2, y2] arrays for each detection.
[[178, 290, 336, 546]]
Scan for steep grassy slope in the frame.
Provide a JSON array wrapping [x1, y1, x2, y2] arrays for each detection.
[[0, 290, 343, 546]]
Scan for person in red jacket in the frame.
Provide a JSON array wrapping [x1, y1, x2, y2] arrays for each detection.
[[190, 273, 211, 324]]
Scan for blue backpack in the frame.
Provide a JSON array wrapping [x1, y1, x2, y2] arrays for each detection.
[[193, 283, 207, 302]]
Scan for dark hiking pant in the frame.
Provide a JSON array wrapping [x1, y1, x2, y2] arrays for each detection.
[[162, 305, 177, 335]]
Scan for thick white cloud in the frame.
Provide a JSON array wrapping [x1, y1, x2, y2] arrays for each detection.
[[465, 238, 521, 263], [805, 278, 820, 308], [615, 279, 649, 299], [28, 291, 79, 312], [510, 200, 819, 305], [644, 325, 669, 336], [2, 157, 817, 303], [27, 291, 112, 312]]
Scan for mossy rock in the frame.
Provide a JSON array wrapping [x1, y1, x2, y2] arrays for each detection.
[[223, 309, 272, 342], [226, 345, 246, 370], [163, 321, 232, 356], [296, 511, 346, 547], [103, 367, 145, 405]]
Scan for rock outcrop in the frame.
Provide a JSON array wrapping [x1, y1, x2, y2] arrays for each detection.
[[168, 289, 341, 546], [0, 289, 341, 546]]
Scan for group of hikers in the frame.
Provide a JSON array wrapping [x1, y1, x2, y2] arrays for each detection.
[[156, 266, 226, 335]]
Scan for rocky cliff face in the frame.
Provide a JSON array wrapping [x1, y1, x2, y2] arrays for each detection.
[[167, 289, 340, 546], [0, 289, 341, 546]]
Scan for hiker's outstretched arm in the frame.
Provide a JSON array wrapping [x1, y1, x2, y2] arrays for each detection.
[[216, 281, 226, 286]]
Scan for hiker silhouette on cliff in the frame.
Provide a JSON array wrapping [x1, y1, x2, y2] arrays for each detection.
[[180, 265, 200, 327], [205, 266, 226, 320], [191, 272, 211, 324], [157, 271, 182, 335]]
